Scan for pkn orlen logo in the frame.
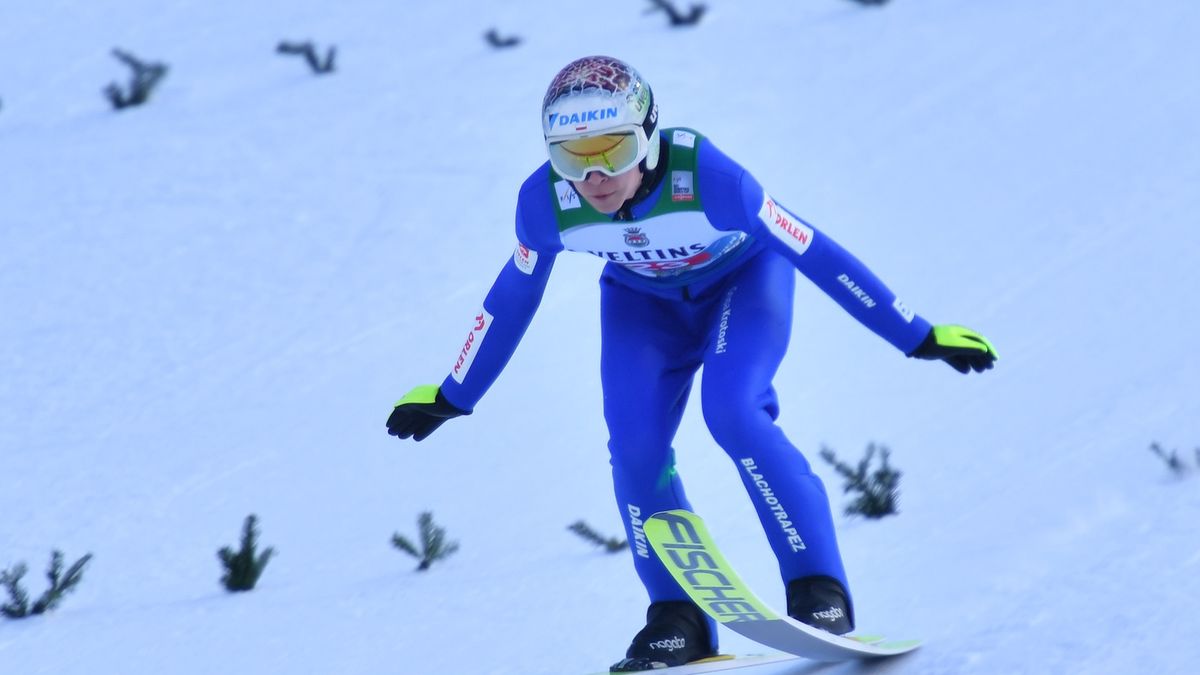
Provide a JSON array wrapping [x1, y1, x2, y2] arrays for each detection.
[[450, 308, 493, 384], [513, 242, 538, 275], [547, 106, 619, 132], [758, 195, 814, 256]]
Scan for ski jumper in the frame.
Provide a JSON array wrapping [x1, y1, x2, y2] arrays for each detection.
[[437, 129, 932, 634]]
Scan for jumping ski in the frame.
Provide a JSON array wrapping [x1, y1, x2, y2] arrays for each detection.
[[644, 509, 920, 662], [588, 653, 801, 674]]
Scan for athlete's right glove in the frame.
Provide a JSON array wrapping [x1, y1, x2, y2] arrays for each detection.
[[385, 385, 469, 441], [908, 324, 998, 374]]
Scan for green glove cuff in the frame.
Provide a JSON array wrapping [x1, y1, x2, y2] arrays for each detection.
[[396, 384, 440, 407], [930, 325, 999, 358]]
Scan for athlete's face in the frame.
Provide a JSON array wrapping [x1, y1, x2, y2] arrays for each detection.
[[571, 167, 643, 214]]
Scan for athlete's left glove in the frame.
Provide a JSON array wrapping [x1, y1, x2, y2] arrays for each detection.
[[386, 385, 469, 441], [909, 324, 998, 374]]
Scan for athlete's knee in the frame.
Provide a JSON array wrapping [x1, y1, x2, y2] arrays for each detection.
[[608, 436, 676, 486], [701, 389, 779, 450]]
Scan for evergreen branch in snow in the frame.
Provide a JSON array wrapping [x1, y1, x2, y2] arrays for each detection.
[[392, 512, 459, 571], [30, 550, 93, 614], [1148, 442, 1187, 475], [104, 48, 168, 110], [568, 520, 628, 553], [483, 29, 521, 49], [1, 563, 30, 618], [2, 550, 93, 619], [644, 0, 706, 27], [819, 443, 902, 519], [277, 41, 337, 74], [218, 514, 275, 592]]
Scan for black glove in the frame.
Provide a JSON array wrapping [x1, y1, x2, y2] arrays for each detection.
[[909, 324, 998, 374], [386, 385, 469, 441]]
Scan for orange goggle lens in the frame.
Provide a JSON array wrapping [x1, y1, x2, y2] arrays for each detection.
[[548, 132, 644, 181]]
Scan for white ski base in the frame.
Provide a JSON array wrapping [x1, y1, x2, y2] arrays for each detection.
[[589, 652, 801, 674]]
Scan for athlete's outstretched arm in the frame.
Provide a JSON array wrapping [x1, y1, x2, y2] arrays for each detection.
[[438, 242, 556, 410], [698, 139, 995, 371], [386, 243, 556, 440]]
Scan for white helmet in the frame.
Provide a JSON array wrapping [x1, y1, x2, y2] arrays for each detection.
[[541, 56, 660, 181]]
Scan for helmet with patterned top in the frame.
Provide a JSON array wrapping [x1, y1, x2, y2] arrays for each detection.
[[541, 56, 660, 181]]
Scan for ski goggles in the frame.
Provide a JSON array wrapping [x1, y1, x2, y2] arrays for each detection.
[[546, 125, 650, 181]]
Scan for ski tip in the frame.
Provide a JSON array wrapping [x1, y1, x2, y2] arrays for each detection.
[[861, 638, 922, 656], [878, 639, 922, 650]]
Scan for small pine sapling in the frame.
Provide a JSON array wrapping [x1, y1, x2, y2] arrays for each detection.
[[2, 550, 93, 619], [1148, 442, 1187, 475], [483, 29, 521, 49], [568, 520, 628, 553], [392, 512, 459, 571], [104, 48, 168, 110], [218, 514, 275, 592], [644, 0, 707, 27], [819, 443, 902, 519], [276, 41, 337, 74], [1, 563, 30, 618]]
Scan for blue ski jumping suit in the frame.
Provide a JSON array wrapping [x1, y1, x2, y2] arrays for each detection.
[[436, 128, 932, 633]]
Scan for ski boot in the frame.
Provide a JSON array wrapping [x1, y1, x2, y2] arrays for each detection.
[[610, 600, 717, 672], [786, 575, 855, 635]]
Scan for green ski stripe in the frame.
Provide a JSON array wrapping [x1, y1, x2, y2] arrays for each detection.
[[643, 510, 778, 623]]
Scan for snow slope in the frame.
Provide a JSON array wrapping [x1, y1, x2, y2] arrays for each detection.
[[2, 1, 1199, 673]]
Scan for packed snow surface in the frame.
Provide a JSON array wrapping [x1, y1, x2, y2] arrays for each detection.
[[2, 1, 1198, 673]]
